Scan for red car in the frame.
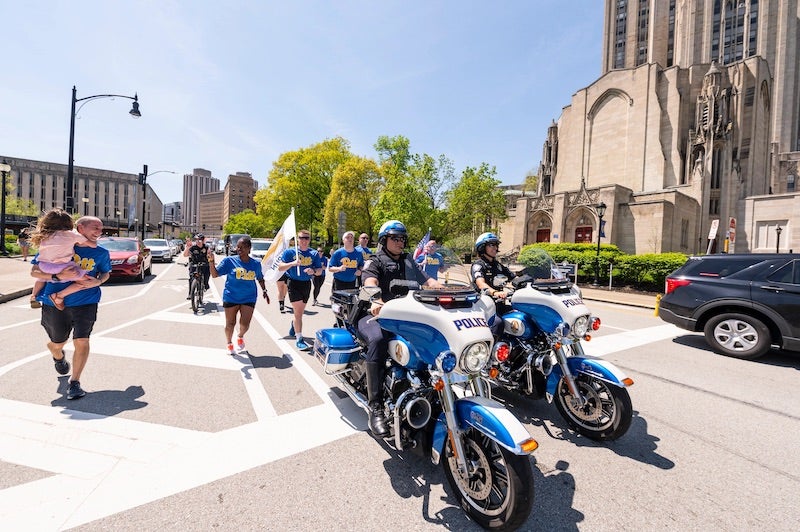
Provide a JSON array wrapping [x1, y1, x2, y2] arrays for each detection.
[[98, 237, 153, 282]]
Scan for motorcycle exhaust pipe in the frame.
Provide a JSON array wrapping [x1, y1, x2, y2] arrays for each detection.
[[403, 396, 432, 429]]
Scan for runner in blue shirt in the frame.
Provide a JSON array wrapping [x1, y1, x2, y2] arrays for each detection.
[[329, 231, 364, 291], [415, 239, 445, 280], [355, 233, 372, 287], [209, 236, 269, 355], [278, 229, 322, 350]]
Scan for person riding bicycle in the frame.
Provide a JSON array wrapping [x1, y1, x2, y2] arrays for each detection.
[[184, 233, 211, 298]]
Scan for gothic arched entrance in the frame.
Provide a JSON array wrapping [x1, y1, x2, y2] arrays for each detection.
[[527, 211, 553, 243]]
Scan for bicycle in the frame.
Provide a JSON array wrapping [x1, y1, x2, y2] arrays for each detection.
[[188, 263, 206, 313]]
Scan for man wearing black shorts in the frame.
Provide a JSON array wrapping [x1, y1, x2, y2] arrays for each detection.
[[278, 229, 322, 350], [30, 216, 111, 400]]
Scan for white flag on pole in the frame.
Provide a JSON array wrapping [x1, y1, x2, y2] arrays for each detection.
[[262, 209, 296, 282]]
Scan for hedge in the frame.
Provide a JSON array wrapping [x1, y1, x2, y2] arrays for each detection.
[[519, 243, 687, 291]]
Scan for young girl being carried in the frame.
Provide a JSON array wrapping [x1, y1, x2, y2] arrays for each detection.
[[29, 208, 90, 310]]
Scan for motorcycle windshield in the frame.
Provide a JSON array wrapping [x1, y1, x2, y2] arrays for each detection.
[[416, 245, 472, 287], [519, 248, 568, 286]]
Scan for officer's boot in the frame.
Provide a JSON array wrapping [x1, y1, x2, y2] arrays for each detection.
[[365, 362, 389, 436]]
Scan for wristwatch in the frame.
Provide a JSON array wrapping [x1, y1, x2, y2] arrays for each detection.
[[51, 274, 60, 282]]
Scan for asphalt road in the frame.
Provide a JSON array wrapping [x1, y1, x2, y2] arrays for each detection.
[[1, 258, 798, 531]]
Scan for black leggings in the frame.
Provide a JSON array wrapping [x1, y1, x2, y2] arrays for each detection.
[[312, 274, 325, 301]]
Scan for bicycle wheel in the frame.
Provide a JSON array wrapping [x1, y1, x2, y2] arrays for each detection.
[[190, 278, 201, 313]]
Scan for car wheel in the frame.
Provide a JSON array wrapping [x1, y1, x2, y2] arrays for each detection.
[[145, 262, 152, 276], [136, 266, 145, 283], [703, 313, 771, 360]]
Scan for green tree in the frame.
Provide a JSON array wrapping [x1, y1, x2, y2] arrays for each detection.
[[323, 156, 384, 240], [3, 178, 38, 216], [224, 210, 271, 237], [522, 171, 538, 195], [444, 163, 507, 242], [254, 137, 353, 240]]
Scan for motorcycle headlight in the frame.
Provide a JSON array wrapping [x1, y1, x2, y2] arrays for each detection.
[[460, 342, 490, 373], [572, 315, 589, 338]]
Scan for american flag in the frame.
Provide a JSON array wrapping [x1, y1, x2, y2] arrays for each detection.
[[413, 228, 431, 260]]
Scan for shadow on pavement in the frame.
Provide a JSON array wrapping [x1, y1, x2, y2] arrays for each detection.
[[51, 377, 148, 416]]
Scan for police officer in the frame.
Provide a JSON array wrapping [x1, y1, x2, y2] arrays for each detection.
[[359, 220, 442, 436], [470, 232, 515, 334], [183, 233, 212, 298]]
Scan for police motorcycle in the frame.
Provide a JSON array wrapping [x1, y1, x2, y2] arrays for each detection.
[[478, 246, 634, 441], [315, 231, 537, 530]]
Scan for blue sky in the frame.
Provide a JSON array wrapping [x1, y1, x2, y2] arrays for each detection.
[[1, 1, 604, 204]]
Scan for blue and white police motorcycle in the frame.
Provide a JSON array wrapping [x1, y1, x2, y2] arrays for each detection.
[[479, 248, 633, 441], [316, 264, 537, 529]]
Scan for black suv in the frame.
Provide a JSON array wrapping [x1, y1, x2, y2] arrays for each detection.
[[658, 254, 800, 359]]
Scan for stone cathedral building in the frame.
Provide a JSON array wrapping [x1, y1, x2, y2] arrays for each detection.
[[500, 0, 799, 255]]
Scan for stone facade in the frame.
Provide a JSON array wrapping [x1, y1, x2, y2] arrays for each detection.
[[501, 0, 799, 255]]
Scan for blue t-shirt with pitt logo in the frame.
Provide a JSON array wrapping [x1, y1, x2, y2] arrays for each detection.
[[34, 245, 112, 307], [280, 247, 322, 282], [329, 248, 364, 282], [215, 255, 264, 304]]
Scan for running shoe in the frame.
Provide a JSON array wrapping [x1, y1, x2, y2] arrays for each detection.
[[53, 354, 70, 376], [279, 301, 285, 312], [289, 321, 295, 338], [296, 338, 310, 351], [226, 343, 235, 356], [67, 380, 86, 400], [236, 338, 246, 353]]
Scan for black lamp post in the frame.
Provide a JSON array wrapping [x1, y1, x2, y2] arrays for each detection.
[[591, 201, 607, 288], [116, 210, 121, 236], [138, 166, 177, 241], [0, 160, 10, 256], [776, 226, 782, 253], [67, 85, 140, 213]]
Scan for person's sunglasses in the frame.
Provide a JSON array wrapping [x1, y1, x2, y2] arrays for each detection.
[[298, 236, 310, 240], [486, 242, 499, 248], [389, 235, 406, 243]]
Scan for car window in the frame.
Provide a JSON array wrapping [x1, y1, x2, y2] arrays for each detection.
[[99, 240, 138, 252], [767, 260, 799, 285], [680, 257, 765, 278]]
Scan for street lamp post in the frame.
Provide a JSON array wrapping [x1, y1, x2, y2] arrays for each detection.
[[67, 85, 140, 213], [82, 197, 89, 216], [591, 201, 607, 288], [138, 166, 177, 241], [776, 226, 782, 253], [116, 210, 121, 236], [0, 160, 10, 256]]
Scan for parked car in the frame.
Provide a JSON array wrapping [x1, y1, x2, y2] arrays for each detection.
[[98, 237, 152, 283], [215, 241, 225, 254], [249, 238, 274, 260], [222, 233, 250, 255], [658, 253, 800, 359], [143, 238, 174, 262], [170, 238, 184, 252]]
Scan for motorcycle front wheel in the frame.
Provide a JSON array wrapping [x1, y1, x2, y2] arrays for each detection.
[[554, 374, 632, 441], [442, 428, 534, 530]]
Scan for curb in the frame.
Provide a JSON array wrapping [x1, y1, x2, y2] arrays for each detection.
[[0, 288, 32, 304]]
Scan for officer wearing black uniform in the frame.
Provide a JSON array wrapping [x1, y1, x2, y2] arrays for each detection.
[[184, 233, 211, 298], [470, 232, 515, 335], [358, 220, 442, 436]]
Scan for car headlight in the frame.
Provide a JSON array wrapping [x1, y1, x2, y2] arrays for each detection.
[[460, 342, 490, 373], [572, 315, 589, 338], [126, 256, 139, 264]]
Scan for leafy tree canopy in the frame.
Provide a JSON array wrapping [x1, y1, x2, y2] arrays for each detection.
[[444, 163, 507, 242], [323, 156, 384, 242], [224, 209, 271, 237]]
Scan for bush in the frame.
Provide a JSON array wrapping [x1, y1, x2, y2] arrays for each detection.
[[614, 253, 688, 290], [518, 243, 687, 291]]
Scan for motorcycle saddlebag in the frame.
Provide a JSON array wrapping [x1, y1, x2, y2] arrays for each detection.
[[314, 328, 361, 375]]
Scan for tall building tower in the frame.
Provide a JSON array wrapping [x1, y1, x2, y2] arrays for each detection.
[[223, 172, 258, 224], [182, 168, 220, 234], [503, 0, 798, 255]]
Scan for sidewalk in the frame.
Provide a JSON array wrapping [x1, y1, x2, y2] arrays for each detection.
[[0, 255, 34, 304], [578, 285, 659, 310]]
